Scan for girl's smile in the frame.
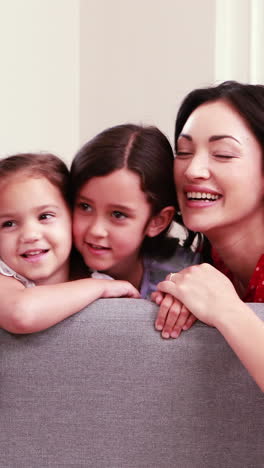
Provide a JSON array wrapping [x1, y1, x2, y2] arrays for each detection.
[[85, 243, 111, 255], [0, 175, 72, 285], [20, 248, 49, 262], [73, 168, 157, 287]]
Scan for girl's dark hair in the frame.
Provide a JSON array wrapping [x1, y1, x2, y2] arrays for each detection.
[[70, 124, 182, 258], [0, 153, 70, 203], [174, 80, 264, 259]]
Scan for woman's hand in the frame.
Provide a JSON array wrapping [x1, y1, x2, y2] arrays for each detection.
[[156, 263, 242, 327]]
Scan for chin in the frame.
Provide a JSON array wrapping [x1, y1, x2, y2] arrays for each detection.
[[182, 220, 202, 233], [182, 214, 209, 233]]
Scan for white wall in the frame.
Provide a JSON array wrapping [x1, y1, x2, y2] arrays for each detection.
[[80, 0, 216, 146], [215, 0, 264, 83], [0, 0, 79, 164], [0, 0, 263, 165]]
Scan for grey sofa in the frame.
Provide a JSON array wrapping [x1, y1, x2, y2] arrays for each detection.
[[0, 299, 263, 468]]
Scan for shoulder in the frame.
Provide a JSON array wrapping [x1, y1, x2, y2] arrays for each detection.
[[0, 273, 25, 293], [256, 254, 264, 271], [148, 245, 202, 274], [0, 259, 34, 288], [141, 246, 202, 298]]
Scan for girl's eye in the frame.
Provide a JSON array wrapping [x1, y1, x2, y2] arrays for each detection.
[[2, 220, 15, 228], [112, 211, 127, 220], [78, 202, 92, 212], [39, 213, 54, 220]]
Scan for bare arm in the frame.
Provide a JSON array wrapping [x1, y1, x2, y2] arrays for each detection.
[[0, 275, 140, 334], [157, 263, 264, 392], [215, 301, 264, 392]]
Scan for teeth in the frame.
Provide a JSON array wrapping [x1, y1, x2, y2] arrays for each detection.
[[26, 250, 42, 256], [91, 244, 106, 250], [23, 250, 47, 257], [186, 191, 220, 201]]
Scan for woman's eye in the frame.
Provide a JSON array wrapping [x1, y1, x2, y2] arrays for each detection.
[[2, 220, 15, 228], [39, 213, 54, 220], [112, 211, 127, 220], [176, 151, 192, 158], [214, 154, 236, 160]]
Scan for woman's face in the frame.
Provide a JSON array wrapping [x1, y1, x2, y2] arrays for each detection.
[[174, 99, 264, 242]]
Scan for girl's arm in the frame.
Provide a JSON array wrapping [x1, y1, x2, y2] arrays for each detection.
[[0, 276, 140, 334], [156, 263, 264, 392]]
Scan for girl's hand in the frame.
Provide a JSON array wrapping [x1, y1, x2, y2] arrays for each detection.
[[152, 290, 196, 339], [156, 263, 242, 327], [102, 280, 140, 299]]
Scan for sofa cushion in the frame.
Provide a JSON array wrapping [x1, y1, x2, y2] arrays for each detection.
[[0, 299, 263, 467]]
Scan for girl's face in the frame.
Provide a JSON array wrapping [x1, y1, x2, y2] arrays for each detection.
[[174, 99, 264, 242], [0, 175, 72, 285], [73, 168, 157, 286]]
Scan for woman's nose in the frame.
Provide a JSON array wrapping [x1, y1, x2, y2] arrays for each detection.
[[184, 154, 210, 180]]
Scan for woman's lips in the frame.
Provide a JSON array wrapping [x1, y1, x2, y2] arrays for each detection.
[[181, 185, 222, 208]]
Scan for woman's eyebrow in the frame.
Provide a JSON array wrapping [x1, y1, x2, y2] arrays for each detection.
[[209, 135, 241, 144], [178, 133, 192, 141], [178, 133, 241, 144]]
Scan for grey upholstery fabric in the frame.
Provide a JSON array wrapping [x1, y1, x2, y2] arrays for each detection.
[[0, 299, 263, 468]]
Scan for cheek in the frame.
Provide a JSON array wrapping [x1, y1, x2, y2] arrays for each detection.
[[72, 216, 88, 243], [0, 239, 15, 263], [115, 229, 143, 252], [0, 236, 14, 249], [72, 222, 81, 242], [64, 214, 73, 236], [173, 162, 178, 184], [174, 161, 184, 186]]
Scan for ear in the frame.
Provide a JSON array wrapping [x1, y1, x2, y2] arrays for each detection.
[[146, 206, 175, 238]]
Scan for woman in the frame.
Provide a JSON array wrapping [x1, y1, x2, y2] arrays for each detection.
[[155, 81, 264, 391]]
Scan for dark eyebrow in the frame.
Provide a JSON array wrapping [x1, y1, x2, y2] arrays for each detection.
[[178, 134, 192, 141], [209, 135, 241, 144], [178, 133, 241, 144], [110, 204, 137, 215], [0, 204, 60, 219], [78, 196, 137, 215], [37, 205, 61, 210]]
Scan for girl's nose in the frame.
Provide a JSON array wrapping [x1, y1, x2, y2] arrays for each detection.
[[20, 222, 41, 243], [88, 217, 107, 238], [184, 154, 210, 180]]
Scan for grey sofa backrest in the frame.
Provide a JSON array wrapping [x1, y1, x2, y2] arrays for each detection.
[[0, 299, 263, 468]]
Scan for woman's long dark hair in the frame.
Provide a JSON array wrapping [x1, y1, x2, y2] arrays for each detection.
[[174, 80, 264, 261]]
